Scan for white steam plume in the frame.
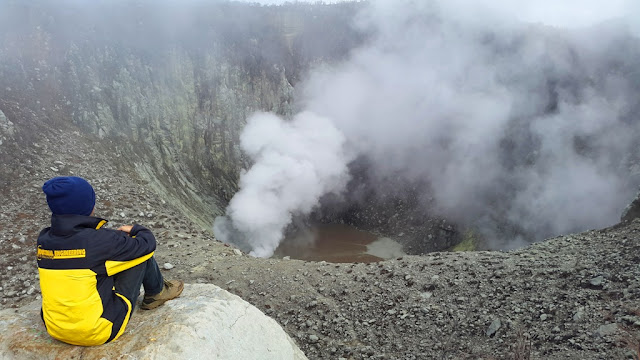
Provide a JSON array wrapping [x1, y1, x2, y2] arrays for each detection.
[[216, 0, 640, 254], [213, 111, 351, 257], [302, 0, 639, 247]]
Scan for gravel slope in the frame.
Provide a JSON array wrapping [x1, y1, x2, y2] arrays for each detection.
[[1, 126, 639, 359]]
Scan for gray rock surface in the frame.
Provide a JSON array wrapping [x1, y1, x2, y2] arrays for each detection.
[[486, 318, 501, 337], [0, 284, 307, 360], [595, 323, 619, 337]]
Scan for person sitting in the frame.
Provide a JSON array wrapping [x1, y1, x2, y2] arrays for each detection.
[[37, 176, 183, 346]]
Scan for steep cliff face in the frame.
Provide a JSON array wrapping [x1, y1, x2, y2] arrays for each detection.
[[0, 1, 363, 228]]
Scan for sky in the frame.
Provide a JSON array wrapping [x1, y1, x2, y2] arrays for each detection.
[[238, 0, 638, 31], [235, 0, 357, 4]]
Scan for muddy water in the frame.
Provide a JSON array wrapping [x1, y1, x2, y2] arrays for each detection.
[[273, 224, 406, 263]]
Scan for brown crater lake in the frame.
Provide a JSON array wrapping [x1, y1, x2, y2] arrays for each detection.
[[273, 224, 405, 263]]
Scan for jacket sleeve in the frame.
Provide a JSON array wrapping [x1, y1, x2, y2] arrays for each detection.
[[103, 224, 157, 276]]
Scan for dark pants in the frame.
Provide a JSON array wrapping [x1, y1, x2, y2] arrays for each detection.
[[113, 257, 164, 311]]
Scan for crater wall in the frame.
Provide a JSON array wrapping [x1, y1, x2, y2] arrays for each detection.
[[0, 1, 364, 229]]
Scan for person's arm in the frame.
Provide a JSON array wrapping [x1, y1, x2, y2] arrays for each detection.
[[104, 224, 157, 276]]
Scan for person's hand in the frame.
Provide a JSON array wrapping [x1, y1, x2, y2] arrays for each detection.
[[117, 225, 133, 234]]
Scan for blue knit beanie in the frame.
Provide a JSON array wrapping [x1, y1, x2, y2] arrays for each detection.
[[43, 176, 96, 216]]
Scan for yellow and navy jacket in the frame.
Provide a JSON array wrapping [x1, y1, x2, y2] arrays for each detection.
[[36, 214, 156, 346]]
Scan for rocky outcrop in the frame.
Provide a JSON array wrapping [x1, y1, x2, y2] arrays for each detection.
[[0, 284, 307, 360], [621, 190, 640, 222]]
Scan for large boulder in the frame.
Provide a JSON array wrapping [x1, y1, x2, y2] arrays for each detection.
[[0, 284, 307, 360]]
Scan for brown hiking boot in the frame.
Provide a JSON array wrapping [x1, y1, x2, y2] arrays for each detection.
[[140, 279, 184, 310]]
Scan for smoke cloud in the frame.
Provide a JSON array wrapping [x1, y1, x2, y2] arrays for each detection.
[[213, 111, 351, 257], [216, 0, 640, 254]]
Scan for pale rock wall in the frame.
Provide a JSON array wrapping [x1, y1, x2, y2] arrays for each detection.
[[59, 43, 295, 228]]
